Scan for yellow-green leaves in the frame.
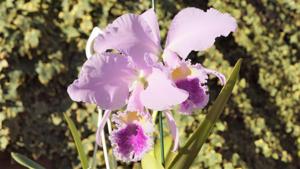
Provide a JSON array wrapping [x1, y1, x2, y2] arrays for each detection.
[[11, 152, 45, 169], [35, 51, 64, 85], [24, 29, 40, 49], [166, 59, 242, 169]]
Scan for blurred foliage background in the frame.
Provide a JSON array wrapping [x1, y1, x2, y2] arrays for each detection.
[[0, 0, 299, 168]]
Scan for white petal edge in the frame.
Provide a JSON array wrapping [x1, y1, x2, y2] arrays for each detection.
[[86, 27, 103, 59]]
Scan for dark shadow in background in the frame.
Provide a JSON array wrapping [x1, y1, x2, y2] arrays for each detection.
[[217, 36, 299, 169], [180, 0, 300, 169], [3, 1, 88, 168]]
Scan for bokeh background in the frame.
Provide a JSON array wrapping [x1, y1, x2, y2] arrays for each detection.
[[1, 0, 299, 168]]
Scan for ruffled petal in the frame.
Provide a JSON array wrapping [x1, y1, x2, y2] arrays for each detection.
[[165, 8, 237, 59], [85, 27, 103, 59], [110, 122, 153, 162], [140, 68, 188, 111], [165, 111, 179, 152], [112, 111, 154, 133], [127, 83, 144, 112], [192, 63, 226, 85], [203, 68, 226, 85], [190, 64, 209, 84], [96, 110, 112, 146], [175, 78, 209, 114], [67, 53, 135, 110], [93, 13, 161, 69]]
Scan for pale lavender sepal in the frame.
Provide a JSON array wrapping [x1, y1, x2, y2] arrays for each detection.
[[96, 110, 112, 146], [85, 27, 103, 59], [140, 68, 188, 111], [165, 8, 237, 59], [127, 82, 144, 112], [140, 8, 161, 47], [165, 110, 179, 152], [67, 53, 135, 110], [93, 13, 160, 69]]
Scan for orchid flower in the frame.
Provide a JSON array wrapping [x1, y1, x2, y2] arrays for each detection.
[[67, 7, 236, 162], [67, 9, 188, 161]]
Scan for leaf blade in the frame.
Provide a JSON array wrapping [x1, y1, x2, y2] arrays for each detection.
[[64, 114, 89, 169], [11, 152, 45, 169], [141, 150, 164, 169], [167, 59, 242, 169]]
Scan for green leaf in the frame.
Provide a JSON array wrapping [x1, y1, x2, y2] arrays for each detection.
[[64, 114, 89, 169], [167, 59, 242, 169], [141, 150, 164, 169], [11, 152, 45, 169]]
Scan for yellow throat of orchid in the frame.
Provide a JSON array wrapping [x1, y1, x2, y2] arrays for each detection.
[[120, 111, 144, 124], [171, 64, 192, 81]]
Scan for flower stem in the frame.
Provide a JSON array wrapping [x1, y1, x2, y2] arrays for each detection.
[[159, 111, 165, 166]]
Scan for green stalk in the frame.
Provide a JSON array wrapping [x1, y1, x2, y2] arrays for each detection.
[[159, 111, 165, 166], [152, 0, 163, 165]]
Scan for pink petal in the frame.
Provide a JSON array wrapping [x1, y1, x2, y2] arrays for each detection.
[[67, 53, 135, 110], [93, 13, 161, 69], [165, 8, 237, 59], [165, 111, 179, 152], [127, 83, 144, 112], [140, 8, 161, 46], [85, 27, 103, 59], [140, 68, 188, 111], [96, 110, 112, 146]]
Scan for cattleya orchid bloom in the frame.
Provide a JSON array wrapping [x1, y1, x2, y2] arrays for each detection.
[[67, 7, 236, 162]]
